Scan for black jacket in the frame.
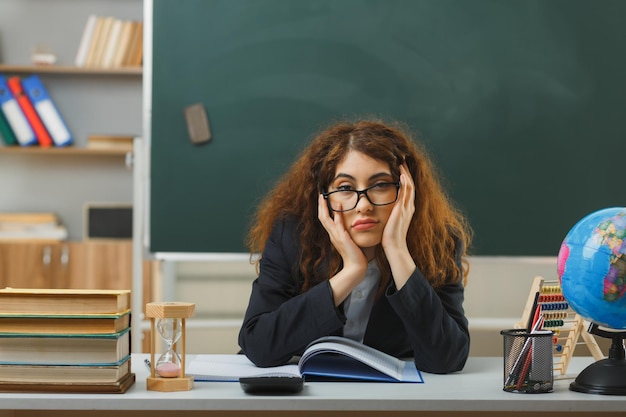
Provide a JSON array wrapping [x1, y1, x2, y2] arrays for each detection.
[[238, 217, 470, 374]]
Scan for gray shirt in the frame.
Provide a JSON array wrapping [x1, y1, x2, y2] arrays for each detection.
[[343, 261, 381, 342]]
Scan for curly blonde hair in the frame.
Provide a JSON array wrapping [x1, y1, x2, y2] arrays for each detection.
[[247, 119, 472, 292]]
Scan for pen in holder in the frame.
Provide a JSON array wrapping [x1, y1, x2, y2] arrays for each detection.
[[501, 328, 554, 393]]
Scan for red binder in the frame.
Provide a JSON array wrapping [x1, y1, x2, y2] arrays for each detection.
[[7, 76, 53, 147]]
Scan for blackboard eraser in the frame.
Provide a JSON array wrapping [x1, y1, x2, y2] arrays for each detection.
[[184, 103, 212, 145]]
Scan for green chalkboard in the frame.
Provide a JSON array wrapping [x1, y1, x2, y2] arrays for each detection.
[[150, 0, 626, 255]]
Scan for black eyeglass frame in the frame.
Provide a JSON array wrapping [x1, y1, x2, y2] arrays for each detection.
[[322, 182, 401, 212]]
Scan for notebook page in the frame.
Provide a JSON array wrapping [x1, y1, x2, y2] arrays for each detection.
[[300, 337, 406, 380], [185, 354, 299, 382]]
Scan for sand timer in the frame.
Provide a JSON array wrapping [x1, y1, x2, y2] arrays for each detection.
[[156, 317, 182, 377], [145, 301, 195, 392]]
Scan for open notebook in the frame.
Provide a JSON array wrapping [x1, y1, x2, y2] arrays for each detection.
[[185, 336, 422, 383]]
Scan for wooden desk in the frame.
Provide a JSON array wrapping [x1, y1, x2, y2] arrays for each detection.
[[0, 355, 623, 417]]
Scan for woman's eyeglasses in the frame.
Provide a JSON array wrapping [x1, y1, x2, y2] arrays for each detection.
[[322, 182, 400, 212]]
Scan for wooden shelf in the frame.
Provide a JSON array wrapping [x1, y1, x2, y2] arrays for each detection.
[[0, 146, 132, 156], [0, 64, 142, 76]]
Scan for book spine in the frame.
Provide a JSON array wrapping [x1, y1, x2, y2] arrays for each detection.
[[125, 21, 143, 67], [0, 329, 130, 366], [84, 16, 105, 68], [0, 104, 18, 145], [90, 16, 115, 68], [22, 75, 73, 147], [112, 20, 133, 68], [7, 77, 53, 147], [0, 75, 37, 146], [74, 14, 98, 67], [101, 19, 123, 69], [132, 21, 144, 67]]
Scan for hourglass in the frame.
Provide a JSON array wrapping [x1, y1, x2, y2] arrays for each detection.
[[145, 302, 195, 392]]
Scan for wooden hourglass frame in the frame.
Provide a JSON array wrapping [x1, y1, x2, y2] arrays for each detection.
[[145, 302, 195, 392]]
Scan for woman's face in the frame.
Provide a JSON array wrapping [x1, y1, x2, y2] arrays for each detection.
[[328, 150, 396, 255]]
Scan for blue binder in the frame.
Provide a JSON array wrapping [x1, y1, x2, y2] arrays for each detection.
[[0, 74, 37, 146], [22, 75, 73, 147]]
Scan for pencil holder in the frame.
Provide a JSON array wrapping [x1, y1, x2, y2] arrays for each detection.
[[501, 329, 554, 393]]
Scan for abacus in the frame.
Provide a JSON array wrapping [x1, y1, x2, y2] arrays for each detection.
[[516, 276, 604, 376]]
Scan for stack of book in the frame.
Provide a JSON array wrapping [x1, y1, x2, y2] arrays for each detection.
[[74, 15, 143, 69], [0, 288, 135, 393], [0, 74, 73, 148], [0, 212, 68, 242]]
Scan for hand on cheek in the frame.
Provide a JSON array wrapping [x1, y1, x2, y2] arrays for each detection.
[[382, 164, 416, 289], [382, 164, 414, 251], [318, 194, 367, 269]]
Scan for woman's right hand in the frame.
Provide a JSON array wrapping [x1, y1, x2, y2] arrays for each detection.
[[318, 194, 368, 305]]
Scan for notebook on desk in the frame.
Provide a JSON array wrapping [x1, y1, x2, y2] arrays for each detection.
[[185, 354, 298, 382], [185, 337, 423, 383]]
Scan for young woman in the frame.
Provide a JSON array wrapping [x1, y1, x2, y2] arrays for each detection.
[[238, 119, 472, 374]]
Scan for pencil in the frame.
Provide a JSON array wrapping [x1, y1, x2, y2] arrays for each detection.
[[527, 291, 540, 332], [506, 317, 545, 388], [515, 316, 545, 391]]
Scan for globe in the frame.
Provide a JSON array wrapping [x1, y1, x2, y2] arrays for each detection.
[[557, 207, 626, 330], [557, 207, 626, 395]]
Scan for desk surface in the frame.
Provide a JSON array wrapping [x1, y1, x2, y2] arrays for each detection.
[[0, 355, 623, 415]]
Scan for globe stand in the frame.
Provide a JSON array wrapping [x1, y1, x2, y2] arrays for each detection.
[[570, 323, 626, 395]]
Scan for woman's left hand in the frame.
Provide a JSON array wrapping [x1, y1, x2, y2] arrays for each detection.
[[382, 163, 416, 288], [382, 164, 414, 249]]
